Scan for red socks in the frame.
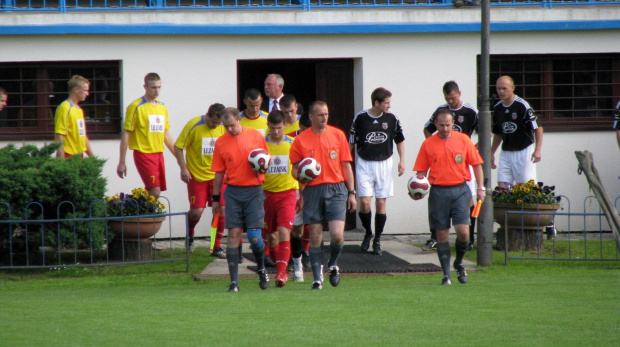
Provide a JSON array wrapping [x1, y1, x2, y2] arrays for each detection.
[[188, 213, 201, 239], [302, 225, 310, 252], [275, 240, 291, 275], [214, 214, 225, 249], [270, 243, 279, 263], [263, 229, 270, 257]]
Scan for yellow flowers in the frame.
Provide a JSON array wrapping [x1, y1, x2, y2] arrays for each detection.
[[104, 188, 166, 217], [492, 180, 559, 205], [132, 187, 149, 200]]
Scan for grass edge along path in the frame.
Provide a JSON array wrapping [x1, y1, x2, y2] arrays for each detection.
[[0, 248, 618, 346]]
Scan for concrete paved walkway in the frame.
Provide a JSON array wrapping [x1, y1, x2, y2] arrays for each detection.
[[192, 231, 476, 279]]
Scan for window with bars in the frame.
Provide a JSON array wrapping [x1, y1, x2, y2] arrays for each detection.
[[0, 61, 122, 140], [481, 53, 620, 132]]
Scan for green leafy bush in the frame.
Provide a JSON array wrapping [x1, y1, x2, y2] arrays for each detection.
[[0, 143, 108, 251]]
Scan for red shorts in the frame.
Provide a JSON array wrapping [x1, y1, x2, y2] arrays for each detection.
[[133, 151, 167, 191], [61, 152, 83, 158], [187, 176, 227, 209], [264, 190, 297, 234]]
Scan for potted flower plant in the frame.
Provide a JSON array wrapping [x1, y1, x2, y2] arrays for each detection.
[[492, 180, 559, 206], [105, 188, 167, 241], [492, 180, 561, 251]]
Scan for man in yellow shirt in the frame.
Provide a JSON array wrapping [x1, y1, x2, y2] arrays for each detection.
[[174, 103, 227, 256], [280, 95, 311, 275], [54, 75, 93, 158], [280, 94, 301, 138], [263, 110, 300, 287], [117, 72, 175, 199], [240, 88, 269, 137], [117, 73, 175, 251]]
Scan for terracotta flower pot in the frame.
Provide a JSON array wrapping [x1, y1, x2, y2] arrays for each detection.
[[493, 202, 560, 231], [108, 216, 166, 241]]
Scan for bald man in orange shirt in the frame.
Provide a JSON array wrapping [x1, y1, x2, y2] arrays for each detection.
[[212, 107, 269, 293]]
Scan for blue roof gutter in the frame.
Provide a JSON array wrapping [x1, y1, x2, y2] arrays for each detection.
[[1, 20, 619, 35]]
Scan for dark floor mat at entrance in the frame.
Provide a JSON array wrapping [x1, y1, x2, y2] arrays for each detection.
[[244, 244, 441, 274]]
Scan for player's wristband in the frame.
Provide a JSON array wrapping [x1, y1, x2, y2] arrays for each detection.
[[212, 194, 220, 203]]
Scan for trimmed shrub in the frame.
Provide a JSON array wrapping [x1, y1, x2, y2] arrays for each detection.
[[0, 143, 108, 251]]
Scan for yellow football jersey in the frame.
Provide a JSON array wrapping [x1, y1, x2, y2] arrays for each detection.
[[54, 100, 87, 155], [175, 115, 226, 182], [240, 110, 269, 137], [123, 97, 171, 153], [263, 135, 299, 193], [284, 120, 300, 137]]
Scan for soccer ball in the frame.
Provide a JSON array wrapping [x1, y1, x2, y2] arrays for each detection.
[[297, 157, 321, 183], [408, 174, 430, 199], [248, 148, 271, 173]]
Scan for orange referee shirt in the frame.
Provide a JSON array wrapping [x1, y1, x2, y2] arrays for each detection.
[[212, 126, 267, 187], [290, 125, 352, 186], [413, 132, 483, 186]]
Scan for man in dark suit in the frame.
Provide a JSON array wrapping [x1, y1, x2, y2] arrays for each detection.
[[262, 73, 304, 115], [262, 73, 284, 113]]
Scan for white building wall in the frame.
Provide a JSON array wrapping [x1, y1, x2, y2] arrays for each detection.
[[1, 28, 619, 237]]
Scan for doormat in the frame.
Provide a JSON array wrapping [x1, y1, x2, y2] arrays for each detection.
[[244, 244, 441, 274]]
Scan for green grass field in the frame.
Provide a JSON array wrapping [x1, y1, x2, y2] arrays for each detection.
[[1, 247, 618, 346]]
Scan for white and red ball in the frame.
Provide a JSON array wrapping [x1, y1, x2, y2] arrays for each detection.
[[408, 174, 430, 198], [297, 157, 322, 183], [248, 148, 271, 173]]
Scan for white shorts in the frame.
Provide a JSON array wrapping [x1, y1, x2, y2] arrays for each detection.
[[498, 144, 537, 185], [466, 165, 476, 203], [294, 189, 304, 226], [356, 156, 394, 199]]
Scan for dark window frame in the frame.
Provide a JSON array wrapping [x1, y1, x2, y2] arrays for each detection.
[[0, 60, 122, 141], [480, 53, 620, 132]]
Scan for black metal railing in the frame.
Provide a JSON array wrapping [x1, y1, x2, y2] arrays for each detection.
[[501, 195, 620, 263], [0, 198, 190, 271]]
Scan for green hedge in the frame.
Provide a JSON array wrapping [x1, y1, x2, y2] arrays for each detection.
[[0, 143, 108, 250]]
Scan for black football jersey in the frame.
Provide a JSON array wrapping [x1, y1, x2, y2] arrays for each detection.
[[424, 102, 478, 137], [492, 96, 539, 151], [349, 111, 405, 161]]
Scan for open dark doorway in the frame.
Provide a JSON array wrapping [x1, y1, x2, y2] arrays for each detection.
[[237, 60, 315, 116], [237, 58, 354, 133], [237, 58, 357, 230]]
